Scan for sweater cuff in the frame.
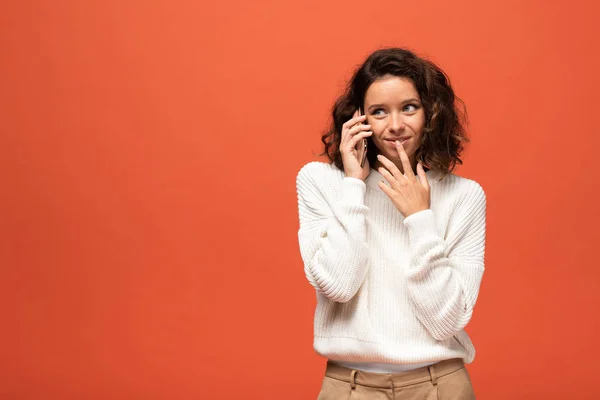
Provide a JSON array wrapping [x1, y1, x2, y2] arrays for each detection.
[[341, 177, 366, 204], [402, 209, 438, 244]]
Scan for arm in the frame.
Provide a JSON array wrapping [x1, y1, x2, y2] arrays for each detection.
[[296, 163, 370, 303], [402, 182, 487, 341]]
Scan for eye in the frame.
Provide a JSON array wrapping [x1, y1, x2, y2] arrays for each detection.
[[403, 104, 419, 113], [371, 108, 386, 116]]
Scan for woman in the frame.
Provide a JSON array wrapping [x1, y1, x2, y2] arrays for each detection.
[[296, 48, 486, 399]]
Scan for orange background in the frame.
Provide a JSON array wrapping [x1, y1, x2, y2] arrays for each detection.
[[1, 0, 599, 399]]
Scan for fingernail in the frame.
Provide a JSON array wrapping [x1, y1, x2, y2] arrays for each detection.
[[395, 140, 401, 145]]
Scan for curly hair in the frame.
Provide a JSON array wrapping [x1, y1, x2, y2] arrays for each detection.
[[320, 47, 469, 180]]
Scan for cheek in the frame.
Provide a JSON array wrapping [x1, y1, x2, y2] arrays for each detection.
[[369, 122, 386, 137], [413, 113, 426, 133], [406, 125, 424, 141]]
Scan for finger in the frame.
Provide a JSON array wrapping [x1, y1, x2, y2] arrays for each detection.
[[347, 130, 372, 149], [348, 123, 371, 137], [417, 162, 430, 191], [377, 166, 398, 188], [342, 114, 367, 131], [377, 179, 394, 196], [395, 141, 415, 179], [376, 154, 403, 180], [341, 119, 368, 146], [343, 124, 371, 146]]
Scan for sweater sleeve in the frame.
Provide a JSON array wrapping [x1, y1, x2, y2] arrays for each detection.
[[296, 163, 370, 303], [402, 181, 487, 341]]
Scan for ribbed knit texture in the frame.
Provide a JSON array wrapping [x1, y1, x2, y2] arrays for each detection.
[[296, 161, 487, 365]]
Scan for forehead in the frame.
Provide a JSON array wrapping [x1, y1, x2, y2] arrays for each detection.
[[364, 76, 419, 103]]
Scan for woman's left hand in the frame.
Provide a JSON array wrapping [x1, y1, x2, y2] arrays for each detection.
[[377, 141, 431, 218]]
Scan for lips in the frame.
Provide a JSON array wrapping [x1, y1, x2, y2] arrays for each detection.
[[384, 137, 410, 145]]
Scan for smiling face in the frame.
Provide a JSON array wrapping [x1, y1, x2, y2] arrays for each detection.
[[363, 75, 425, 173]]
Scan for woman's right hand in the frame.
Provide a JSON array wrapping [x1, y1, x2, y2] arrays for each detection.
[[341, 111, 372, 181]]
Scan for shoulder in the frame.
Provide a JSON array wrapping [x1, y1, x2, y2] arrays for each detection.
[[432, 171, 485, 196], [433, 172, 486, 207], [296, 161, 344, 188]]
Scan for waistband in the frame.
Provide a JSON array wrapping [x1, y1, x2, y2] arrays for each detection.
[[325, 358, 465, 389]]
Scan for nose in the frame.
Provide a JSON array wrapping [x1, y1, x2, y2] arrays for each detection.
[[388, 112, 405, 134]]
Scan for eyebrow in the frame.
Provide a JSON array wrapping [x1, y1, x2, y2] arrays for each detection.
[[367, 98, 421, 111]]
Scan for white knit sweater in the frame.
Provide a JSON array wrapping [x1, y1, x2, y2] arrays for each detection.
[[296, 161, 487, 366]]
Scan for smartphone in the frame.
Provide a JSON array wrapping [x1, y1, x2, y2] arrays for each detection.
[[358, 106, 368, 168]]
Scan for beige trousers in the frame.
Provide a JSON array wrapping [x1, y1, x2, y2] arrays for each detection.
[[316, 358, 475, 400]]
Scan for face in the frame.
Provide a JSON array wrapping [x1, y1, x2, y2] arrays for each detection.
[[363, 75, 425, 170]]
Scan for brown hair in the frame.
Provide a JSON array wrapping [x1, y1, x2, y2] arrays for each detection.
[[320, 47, 469, 180]]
